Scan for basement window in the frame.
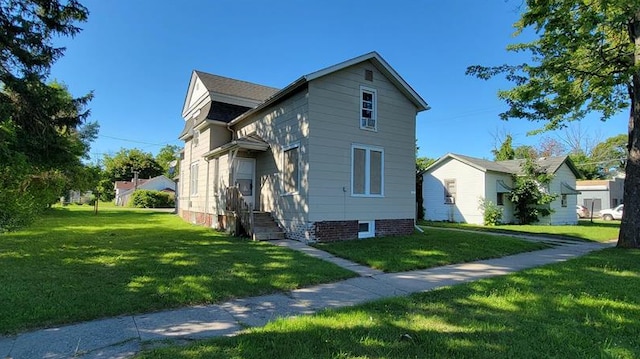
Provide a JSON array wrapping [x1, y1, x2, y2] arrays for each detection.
[[358, 221, 375, 239]]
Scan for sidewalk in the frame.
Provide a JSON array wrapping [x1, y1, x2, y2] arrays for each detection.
[[0, 237, 614, 359]]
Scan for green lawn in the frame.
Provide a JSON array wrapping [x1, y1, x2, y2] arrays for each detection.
[[0, 206, 355, 334], [137, 248, 640, 359], [421, 219, 620, 242], [313, 229, 548, 272]]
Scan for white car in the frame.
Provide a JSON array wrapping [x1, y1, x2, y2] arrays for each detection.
[[599, 204, 624, 220]]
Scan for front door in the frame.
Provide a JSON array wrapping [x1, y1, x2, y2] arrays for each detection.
[[234, 158, 256, 208]]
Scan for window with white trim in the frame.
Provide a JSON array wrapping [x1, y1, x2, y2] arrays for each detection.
[[282, 144, 299, 194], [360, 86, 377, 131], [190, 162, 199, 196], [212, 158, 219, 195], [192, 130, 200, 147], [351, 145, 384, 196], [358, 221, 375, 239], [444, 179, 456, 204]]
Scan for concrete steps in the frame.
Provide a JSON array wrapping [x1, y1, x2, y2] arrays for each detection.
[[251, 212, 285, 241]]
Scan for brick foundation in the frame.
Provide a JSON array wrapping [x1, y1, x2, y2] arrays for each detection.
[[313, 220, 358, 242], [375, 219, 414, 237], [179, 209, 215, 228], [310, 218, 415, 242]]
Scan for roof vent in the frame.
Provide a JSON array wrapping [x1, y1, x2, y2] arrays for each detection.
[[365, 69, 373, 81]]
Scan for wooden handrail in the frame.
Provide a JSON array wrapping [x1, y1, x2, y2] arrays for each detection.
[[225, 186, 254, 237]]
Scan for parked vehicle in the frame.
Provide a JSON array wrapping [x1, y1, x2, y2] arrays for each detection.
[[599, 204, 624, 220], [576, 205, 590, 219]]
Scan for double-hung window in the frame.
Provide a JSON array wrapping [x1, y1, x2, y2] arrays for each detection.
[[351, 144, 384, 197], [444, 179, 456, 204], [282, 144, 300, 195], [360, 86, 377, 131], [190, 162, 199, 196], [192, 130, 200, 147]]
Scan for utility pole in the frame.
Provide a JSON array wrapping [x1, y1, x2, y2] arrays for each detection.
[[133, 170, 140, 190]]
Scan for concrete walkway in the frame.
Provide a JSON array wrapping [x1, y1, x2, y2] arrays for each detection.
[[0, 237, 614, 359]]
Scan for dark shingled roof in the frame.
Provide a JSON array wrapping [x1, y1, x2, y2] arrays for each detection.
[[430, 153, 579, 177], [194, 71, 279, 102]]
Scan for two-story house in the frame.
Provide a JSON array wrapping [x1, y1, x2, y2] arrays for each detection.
[[178, 52, 429, 242]]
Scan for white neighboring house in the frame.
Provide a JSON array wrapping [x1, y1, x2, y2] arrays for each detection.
[[114, 175, 176, 206], [422, 153, 581, 225], [177, 51, 429, 242]]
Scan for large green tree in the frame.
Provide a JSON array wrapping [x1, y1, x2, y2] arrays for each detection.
[[0, 0, 92, 231], [155, 144, 181, 177], [99, 148, 163, 201], [493, 134, 516, 160], [467, 0, 640, 248]]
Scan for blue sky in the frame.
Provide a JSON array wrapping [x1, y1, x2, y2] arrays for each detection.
[[50, 0, 629, 163]]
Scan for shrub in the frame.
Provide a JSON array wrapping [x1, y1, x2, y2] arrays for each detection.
[[128, 190, 175, 208], [479, 198, 503, 226]]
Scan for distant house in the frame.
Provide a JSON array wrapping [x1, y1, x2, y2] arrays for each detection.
[[422, 153, 581, 225], [576, 177, 624, 212], [114, 175, 176, 206], [177, 51, 429, 242]]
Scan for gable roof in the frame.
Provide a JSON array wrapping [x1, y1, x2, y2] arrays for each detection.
[[228, 51, 429, 126], [425, 153, 581, 178], [181, 71, 279, 120], [194, 71, 280, 103]]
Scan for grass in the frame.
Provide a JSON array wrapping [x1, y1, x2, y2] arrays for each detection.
[[421, 219, 620, 242], [313, 229, 548, 272], [137, 247, 640, 359], [0, 206, 355, 334]]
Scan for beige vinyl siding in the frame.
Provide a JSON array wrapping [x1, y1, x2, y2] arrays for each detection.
[[207, 153, 229, 216], [206, 123, 232, 150], [423, 158, 486, 224], [234, 88, 310, 231], [180, 127, 213, 214], [307, 60, 417, 222]]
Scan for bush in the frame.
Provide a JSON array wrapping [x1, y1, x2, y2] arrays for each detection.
[[128, 190, 175, 208], [479, 198, 503, 226]]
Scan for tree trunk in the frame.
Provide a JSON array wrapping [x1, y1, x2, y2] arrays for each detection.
[[618, 14, 640, 248]]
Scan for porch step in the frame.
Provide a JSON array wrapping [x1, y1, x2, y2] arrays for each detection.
[[251, 212, 285, 241]]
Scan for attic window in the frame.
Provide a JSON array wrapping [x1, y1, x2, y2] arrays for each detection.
[[365, 69, 373, 81]]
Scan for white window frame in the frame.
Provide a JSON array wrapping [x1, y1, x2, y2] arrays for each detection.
[[351, 144, 384, 197], [212, 157, 219, 195], [190, 161, 199, 196], [282, 143, 300, 196], [359, 86, 377, 131], [192, 130, 200, 147], [358, 221, 375, 239]]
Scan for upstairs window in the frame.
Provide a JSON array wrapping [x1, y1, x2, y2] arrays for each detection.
[[360, 86, 377, 131], [193, 130, 200, 147]]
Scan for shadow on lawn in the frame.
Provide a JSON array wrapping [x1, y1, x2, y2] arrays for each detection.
[[145, 248, 640, 359], [0, 209, 354, 334]]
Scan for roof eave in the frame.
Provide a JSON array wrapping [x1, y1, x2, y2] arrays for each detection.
[[228, 77, 307, 127], [304, 51, 430, 112]]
